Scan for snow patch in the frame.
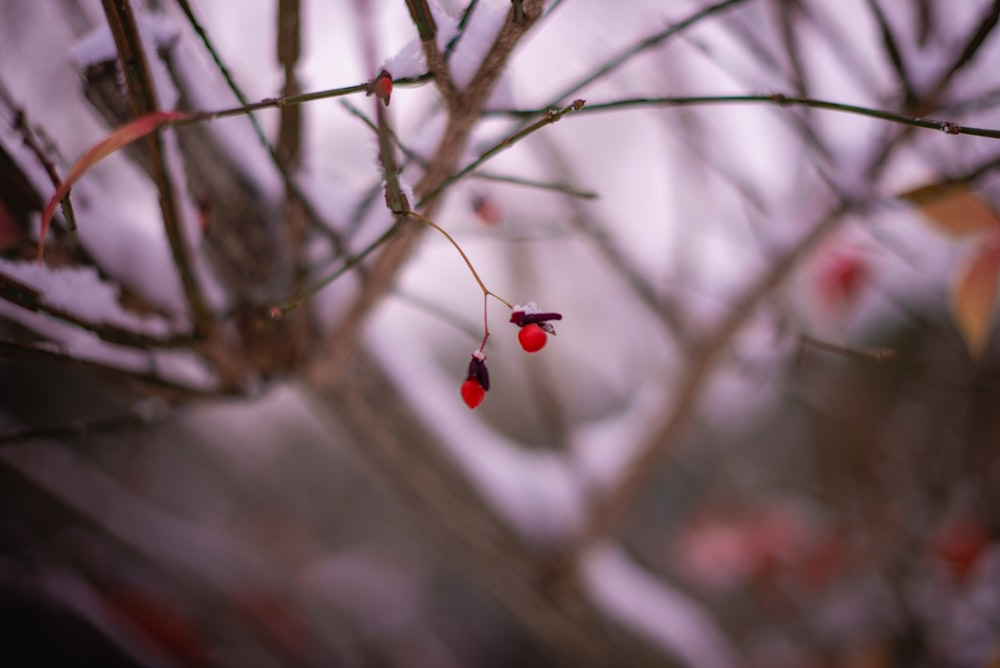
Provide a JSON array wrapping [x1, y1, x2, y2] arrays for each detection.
[[583, 544, 737, 667], [0, 259, 172, 336]]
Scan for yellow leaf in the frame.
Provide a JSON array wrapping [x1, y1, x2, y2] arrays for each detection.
[[901, 183, 1000, 237], [37, 110, 190, 262], [951, 238, 1000, 358]]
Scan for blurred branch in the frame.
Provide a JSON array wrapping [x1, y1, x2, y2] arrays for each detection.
[[376, 97, 410, 216], [419, 99, 586, 206], [774, 0, 833, 160], [100, 0, 211, 334], [405, 0, 457, 103], [544, 0, 755, 105], [577, 199, 856, 549], [271, 224, 400, 319], [932, 0, 1000, 100], [472, 171, 598, 199], [537, 135, 687, 347], [0, 404, 169, 448], [0, 340, 225, 401], [0, 270, 194, 350], [866, 0, 1000, 174], [306, 351, 681, 667], [444, 0, 480, 59], [276, 0, 302, 168], [863, 0, 916, 105], [0, 84, 77, 240]]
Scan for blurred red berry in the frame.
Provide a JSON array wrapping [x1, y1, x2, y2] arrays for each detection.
[[518, 322, 547, 352], [472, 195, 502, 226], [817, 250, 869, 310], [105, 588, 209, 666], [461, 378, 486, 409], [932, 514, 990, 584]]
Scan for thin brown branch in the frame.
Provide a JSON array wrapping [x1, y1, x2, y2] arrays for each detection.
[[100, 0, 212, 334], [405, 0, 458, 103], [418, 99, 586, 206]]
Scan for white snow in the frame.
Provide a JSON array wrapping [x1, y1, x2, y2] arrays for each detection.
[[512, 300, 540, 314], [0, 259, 172, 336], [381, 0, 512, 102], [582, 544, 738, 668]]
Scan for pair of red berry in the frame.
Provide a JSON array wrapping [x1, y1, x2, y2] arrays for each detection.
[[461, 306, 562, 409]]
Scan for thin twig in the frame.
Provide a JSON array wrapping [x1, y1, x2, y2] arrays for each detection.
[[340, 100, 429, 167], [101, 0, 212, 334], [270, 223, 401, 318], [863, 0, 916, 105], [419, 99, 586, 206], [0, 85, 78, 240], [544, 0, 755, 105], [471, 171, 598, 199], [490, 94, 1000, 139]]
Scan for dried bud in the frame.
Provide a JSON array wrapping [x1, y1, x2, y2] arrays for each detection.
[[461, 351, 490, 409], [367, 69, 393, 106]]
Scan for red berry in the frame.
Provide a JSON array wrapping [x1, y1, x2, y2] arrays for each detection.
[[461, 378, 485, 409], [518, 323, 547, 353]]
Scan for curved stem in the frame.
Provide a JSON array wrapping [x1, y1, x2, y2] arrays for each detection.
[[406, 211, 514, 309]]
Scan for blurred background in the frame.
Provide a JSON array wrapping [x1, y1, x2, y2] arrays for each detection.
[[2, 0, 1000, 666]]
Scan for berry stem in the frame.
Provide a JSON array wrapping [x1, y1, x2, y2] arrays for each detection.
[[479, 294, 490, 352], [406, 211, 513, 309]]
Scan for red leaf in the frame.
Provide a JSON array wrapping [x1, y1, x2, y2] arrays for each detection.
[[37, 110, 190, 261], [903, 182, 1000, 237], [951, 236, 1000, 357]]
